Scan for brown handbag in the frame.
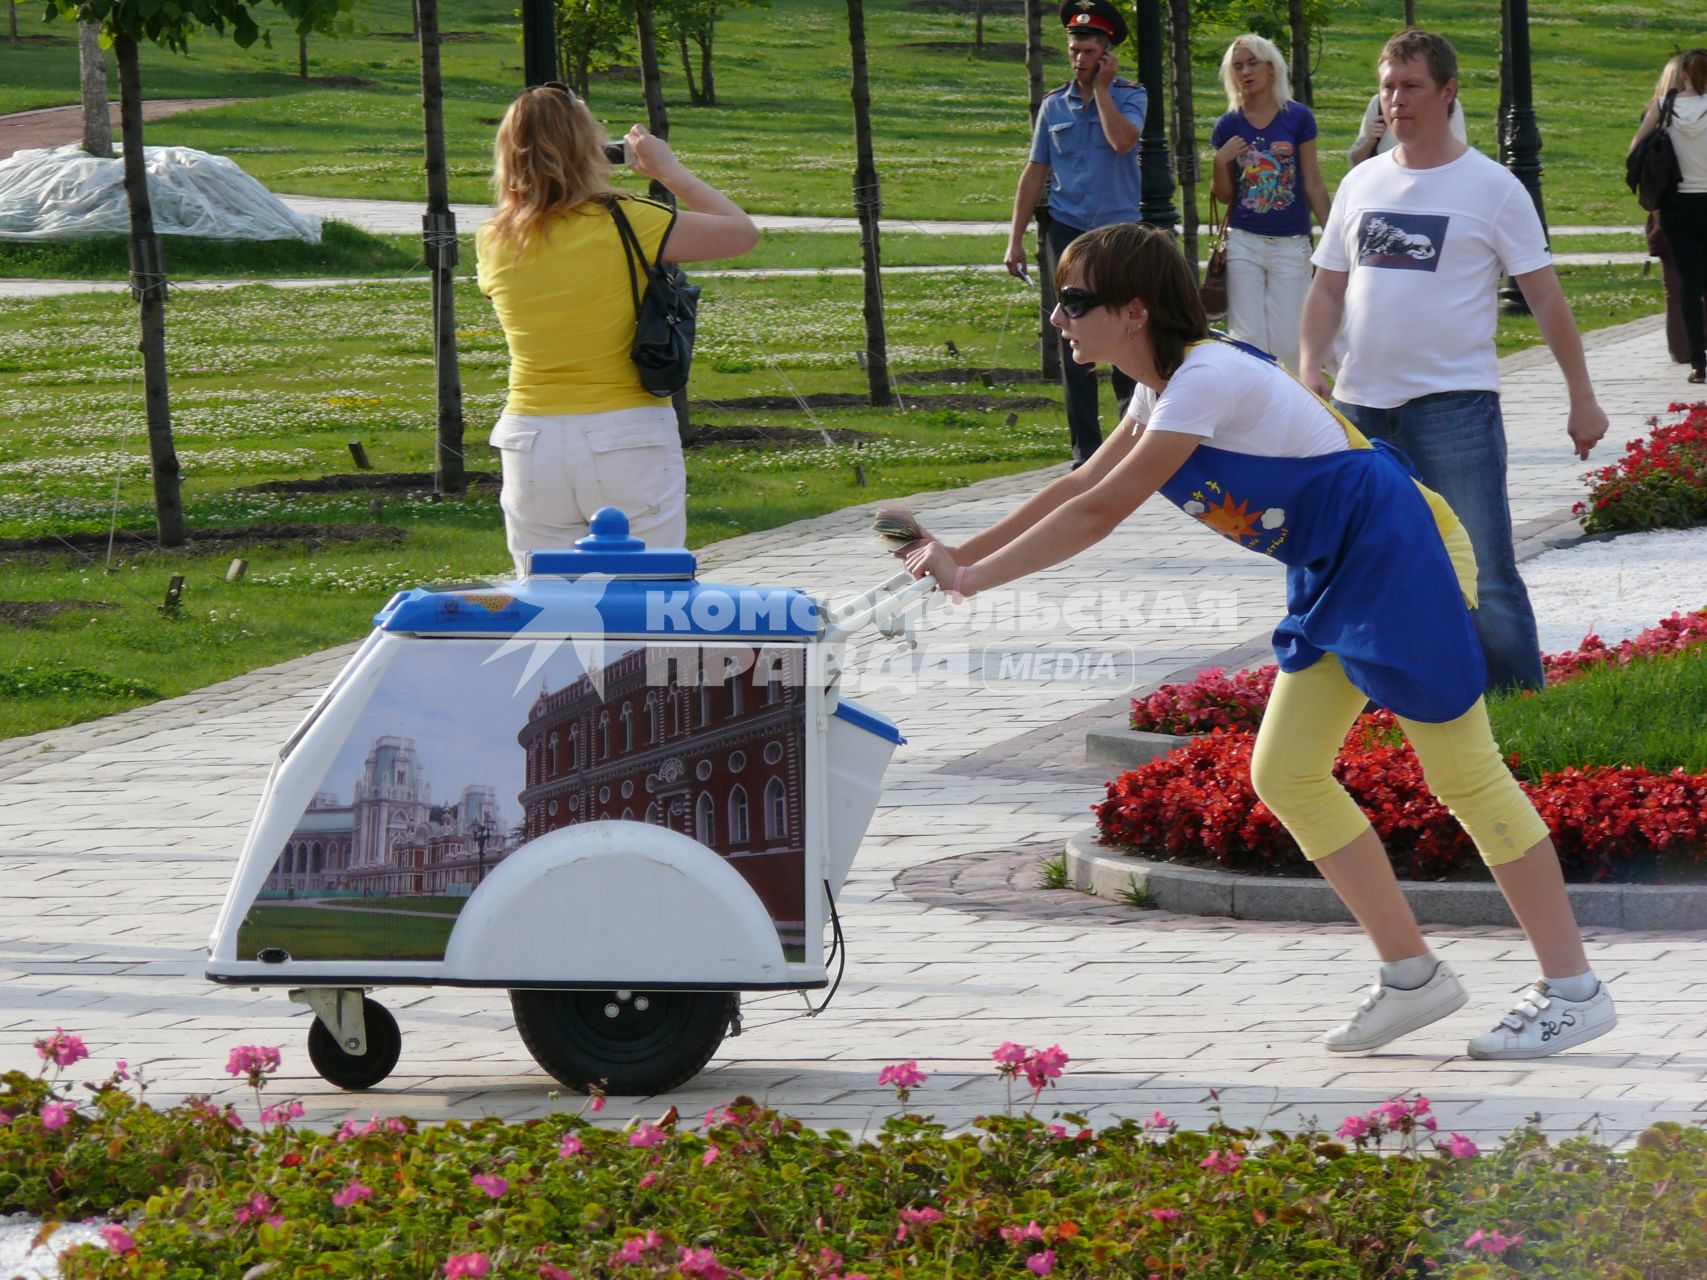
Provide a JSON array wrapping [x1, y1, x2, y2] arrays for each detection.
[[1199, 196, 1229, 320]]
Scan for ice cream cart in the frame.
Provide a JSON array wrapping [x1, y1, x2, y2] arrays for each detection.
[[205, 509, 928, 1095]]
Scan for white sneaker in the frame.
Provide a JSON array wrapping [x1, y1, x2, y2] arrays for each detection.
[[1466, 980, 1617, 1060], [1322, 960, 1468, 1053]]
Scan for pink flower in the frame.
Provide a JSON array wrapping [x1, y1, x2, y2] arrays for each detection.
[[35, 1029, 90, 1069], [1148, 1208, 1180, 1222], [259, 1100, 305, 1127], [235, 1193, 278, 1226], [898, 1207, 942, 1229], [558, 1133, 584, 1158], [1000, 1221, 1046, 1245], [1438, 1132, 1479, 1159], [676, 1246, 730, 1279], [1199, 1148, 1243, 1174], [98, 1225, 135, 1254], [114, 1060, 130, 1081], [471, 1173, 508, 1199], [1146, 1110, 1171, 1130], [611, 1230, 665, 1265], [1046, 1123, 1068, 1139], [992, 1041, 1029, 1070], [628, 1122, 667, 1148], [332, 1180, 373, 1208], [445, 1253, 490, 1278], [638, 1172, 657, 1189], [539, 1266, 575, 1280], [1025, 1249, 1057, 1276], [877, 1061, 928, 1091], [39, 1100, 74, 1130], [1466, 1228, 1523, 1255], [701, 1144, 720, 1168], [588, 1093, 606, 1113], [1337, 1114, 1370, 1140], [224, 1044, 282, 1078], [1023, 1045, 1069, 1092]]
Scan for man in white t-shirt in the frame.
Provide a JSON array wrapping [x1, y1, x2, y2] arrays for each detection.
[[1298, 28, 1608, 693]]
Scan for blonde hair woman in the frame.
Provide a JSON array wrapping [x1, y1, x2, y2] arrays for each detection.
[[476, 85, 758, 572], [1630, 49, 1707, 383], [1207, 34, 1331, 373]]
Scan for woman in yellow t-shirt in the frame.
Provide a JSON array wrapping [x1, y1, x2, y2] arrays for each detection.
[[477, 84, 758, 573]]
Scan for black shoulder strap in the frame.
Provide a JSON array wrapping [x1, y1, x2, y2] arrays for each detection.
[[1661, 88, 1680, 130], [606, 195, 645, 317]]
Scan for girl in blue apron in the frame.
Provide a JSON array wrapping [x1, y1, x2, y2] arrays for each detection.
[[900, 222, 1615, 1061]]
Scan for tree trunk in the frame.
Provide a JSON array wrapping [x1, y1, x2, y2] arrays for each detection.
[[1024, 0, 1057, 378], [973, 0, 983, 52], [677, 27, 700, 105], [1287, 0, 1311, 106], [698, 28, 714, 106], [845, 0, 891, 408], [411, 0, 420, 39], [78, 22, 113, 158], [298, 31, 309, 79], [416, 0, 466, 495], [1168, 0, 1196, 277], [114, 35, 186, 547], [1404, 0, 1416, 25], [575, 49, 589, 100], [8, 0, 17, 43], [635, 0, 670, 201]]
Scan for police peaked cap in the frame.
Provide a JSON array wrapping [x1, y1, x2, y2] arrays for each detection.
[[1059, 0, 1128, 46]]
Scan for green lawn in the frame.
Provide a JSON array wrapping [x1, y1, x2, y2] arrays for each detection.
[[1490, 648, 1707, 780], [236, 902, 455, 961], [0, 0, 1682, 226]]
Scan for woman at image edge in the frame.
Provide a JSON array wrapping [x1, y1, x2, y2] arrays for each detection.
[[1208, 34, 1331, 373], [477, 85, 758, 573], [901, 224, 1616, 1061]]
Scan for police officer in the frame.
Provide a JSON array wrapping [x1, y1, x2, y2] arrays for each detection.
[[1004, 0, 1146, 468]]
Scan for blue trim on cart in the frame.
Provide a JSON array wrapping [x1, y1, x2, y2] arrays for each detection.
[[831, 698, 905, 745]]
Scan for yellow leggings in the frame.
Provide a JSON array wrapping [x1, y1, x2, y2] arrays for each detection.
[[1250, 654, 1547, 866]]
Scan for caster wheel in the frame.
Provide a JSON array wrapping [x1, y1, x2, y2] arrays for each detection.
[[510, 989, 737, 1096], [307, 996, 401, 1090]]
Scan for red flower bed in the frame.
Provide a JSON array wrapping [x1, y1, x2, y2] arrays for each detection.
[[1133, 608, 1707, 734], [1575, 401, 1707, 534], [1096, 721, 1707, 882]]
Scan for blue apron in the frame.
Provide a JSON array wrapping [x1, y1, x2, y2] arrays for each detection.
[[1155, 341, 1486, 723]]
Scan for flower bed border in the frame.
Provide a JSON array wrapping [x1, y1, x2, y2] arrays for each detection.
[[1063, 827, 1707, 930]]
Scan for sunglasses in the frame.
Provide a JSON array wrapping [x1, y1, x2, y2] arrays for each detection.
[[1055, 287, 1102, 319], [540, 80, 576, 99]]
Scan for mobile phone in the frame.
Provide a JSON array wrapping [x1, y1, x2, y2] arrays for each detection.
[[602, 140, 633, 166]]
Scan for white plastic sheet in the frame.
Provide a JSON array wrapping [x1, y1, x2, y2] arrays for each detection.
[[0, 143, 321, 243]]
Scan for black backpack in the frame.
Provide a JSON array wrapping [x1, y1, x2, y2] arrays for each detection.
[[607, 196, 701, 398], [1627, 89, 1683, 213]]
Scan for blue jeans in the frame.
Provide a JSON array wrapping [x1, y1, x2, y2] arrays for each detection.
[[1333, 391, 1545, 693]]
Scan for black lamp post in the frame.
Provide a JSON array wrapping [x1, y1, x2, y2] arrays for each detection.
[[1499, 0, 1547, 315], [1135, 0, 1177, 231], [521, 0, 557, 86], [473, 820, 493, 886]]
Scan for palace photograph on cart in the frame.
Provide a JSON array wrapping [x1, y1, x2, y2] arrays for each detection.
[[237, 637, 809, 963]]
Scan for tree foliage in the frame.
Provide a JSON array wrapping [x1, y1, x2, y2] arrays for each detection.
[[658, 0, 765, 105], [1190, 0, 1336, 56], [554, 0, 634, 98], [47, 0, 351, 52]]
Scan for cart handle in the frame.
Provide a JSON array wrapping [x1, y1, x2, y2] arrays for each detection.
[[821, 570, 939, 646]]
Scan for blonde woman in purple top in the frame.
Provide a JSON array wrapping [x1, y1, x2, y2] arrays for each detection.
[[1209, 34, 1331, 374]]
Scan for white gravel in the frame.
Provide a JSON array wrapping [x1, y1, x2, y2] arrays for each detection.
[[0, 1215, 109, 1278], [1522, 525, 1707, 654]]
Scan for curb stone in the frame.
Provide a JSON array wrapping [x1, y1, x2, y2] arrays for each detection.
[[1065, 826, 1707, 930]]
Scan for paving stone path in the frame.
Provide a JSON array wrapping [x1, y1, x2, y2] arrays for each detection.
[[2, 314, 1702, 1147]]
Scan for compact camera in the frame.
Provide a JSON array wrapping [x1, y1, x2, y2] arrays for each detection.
[[602, 140, 634, 166]]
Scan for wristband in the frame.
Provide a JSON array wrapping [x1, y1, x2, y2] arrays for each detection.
[[950, 564, 968, 603]]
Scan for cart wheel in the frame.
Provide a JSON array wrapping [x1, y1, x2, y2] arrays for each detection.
[[306, 996, 401, 1090], [510, 989, 737, 1096]]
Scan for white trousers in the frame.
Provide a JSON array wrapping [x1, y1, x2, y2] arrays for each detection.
[[1224, 227, 1314, 374], [489, 405, 687, 575]]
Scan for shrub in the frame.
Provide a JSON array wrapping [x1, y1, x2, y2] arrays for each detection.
[[11, 1038, 1707, 1279], [1096, 721, 1707, 882], [1576, 401, 1707, 533]]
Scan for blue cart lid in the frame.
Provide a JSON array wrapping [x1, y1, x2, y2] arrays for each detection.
[[374, 508, 822, 640], [831, 698, 905, 745]]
